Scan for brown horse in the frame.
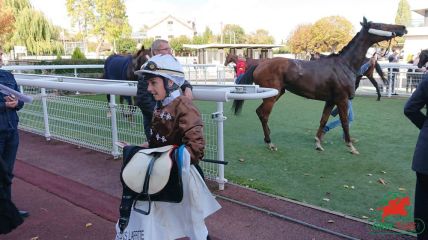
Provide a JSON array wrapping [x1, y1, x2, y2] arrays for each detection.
[[312, 53, 388, 101], [232, 17, 406, 154], [103, 46, 151, 120]]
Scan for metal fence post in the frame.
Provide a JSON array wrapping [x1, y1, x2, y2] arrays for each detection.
[[40, 88, 51, 140], [214, 102, 227, 190], [109, 95, 120, 158]]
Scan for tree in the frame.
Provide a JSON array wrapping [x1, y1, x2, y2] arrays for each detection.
[[287, 24, 313, 54], [4, 0, 63, 55], [0, 0, 15, 44], [169, 35, 192, 56], [310, 16, 354, 53], [66, 0, 131, 55], [222, 24, 245, 44], [4, 0, 31, 15], [246, 29, 275, 44], [115, 38, 137, 54], [395, 0, 411, 27], [71, 47, 86, 59]]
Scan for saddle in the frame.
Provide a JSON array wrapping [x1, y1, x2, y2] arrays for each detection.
[[118, 145, 184, 233]]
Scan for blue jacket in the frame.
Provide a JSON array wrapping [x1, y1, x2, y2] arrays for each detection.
[[404, 73, 428, 174], [0, 69, 24, 132]]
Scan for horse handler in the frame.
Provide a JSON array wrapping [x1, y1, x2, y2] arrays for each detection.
[[404, 73, 428, 240], [115, 54, 220, 240]]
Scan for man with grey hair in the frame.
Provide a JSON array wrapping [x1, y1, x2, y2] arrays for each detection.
[[136, 39, 193, 140]]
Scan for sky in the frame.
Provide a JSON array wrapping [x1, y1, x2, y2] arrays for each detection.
[[30, 0, 424, 44]]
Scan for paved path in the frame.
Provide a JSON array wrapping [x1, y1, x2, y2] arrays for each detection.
[[1, 131, 416, 240]]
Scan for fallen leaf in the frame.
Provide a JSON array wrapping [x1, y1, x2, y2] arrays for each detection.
[[367, 173, 373, 176], [343, 185, 349, 188], [398, 187, 406, 191], [381, 170, 387, 174], [85, 223, 93, 228], [351, 186, 355, 189], [362, 216, 369, 219], [239, 158, 245, 162], [328, 220, 335, 223], [304, 173, 310, 176], [323, 198, 330, 202], [378, 178, 387, 185], [249, 178, 255, 182], [369, 208, 374, 211]]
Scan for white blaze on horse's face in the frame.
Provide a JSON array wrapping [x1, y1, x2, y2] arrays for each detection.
[[147, 76, 167, 101]]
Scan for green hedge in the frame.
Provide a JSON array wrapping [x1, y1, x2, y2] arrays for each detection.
[[33, 59, 105, 76]]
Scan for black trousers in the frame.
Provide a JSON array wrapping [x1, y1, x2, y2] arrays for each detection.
[[415, 172, 428, 240]]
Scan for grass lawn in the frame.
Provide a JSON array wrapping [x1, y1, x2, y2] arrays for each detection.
[[74, 93, 418, 223], [195, 93, 419, 222]]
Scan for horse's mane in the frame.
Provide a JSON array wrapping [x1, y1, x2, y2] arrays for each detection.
[[326, 32, 361, 58]]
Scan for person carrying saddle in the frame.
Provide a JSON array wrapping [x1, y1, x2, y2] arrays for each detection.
[[115, 54, 220, 240]]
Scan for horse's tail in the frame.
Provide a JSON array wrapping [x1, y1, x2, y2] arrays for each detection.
[[232, 65, 257, 115], [375, 61, 388, 84]]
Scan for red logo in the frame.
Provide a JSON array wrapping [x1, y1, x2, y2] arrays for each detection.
[[376, 196, 411, 222]]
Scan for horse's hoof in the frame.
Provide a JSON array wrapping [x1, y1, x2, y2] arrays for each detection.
[[350, 149, 360, 155], [267, 143, 277, 151]]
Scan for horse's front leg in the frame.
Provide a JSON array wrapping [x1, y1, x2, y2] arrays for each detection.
[[256, 97, 277, 151], [337, 100, 359, 155], [368, 76, 381, 101], [315, 101, 334, 151]]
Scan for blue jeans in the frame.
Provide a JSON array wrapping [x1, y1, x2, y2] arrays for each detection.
[[0, 129, 19, 200], [323, 100, 354, 134]]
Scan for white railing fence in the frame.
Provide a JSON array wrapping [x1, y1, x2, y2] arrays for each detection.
[[13, 73, 278, 190], [2, 64, 236, 84]]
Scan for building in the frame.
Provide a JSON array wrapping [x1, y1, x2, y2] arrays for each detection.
[[402, 3, 428, 60], [183, 43, 283, 65], [143, 15, 196, 40]]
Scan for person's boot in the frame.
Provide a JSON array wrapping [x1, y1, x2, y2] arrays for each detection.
[[118, 195, 134, 233]]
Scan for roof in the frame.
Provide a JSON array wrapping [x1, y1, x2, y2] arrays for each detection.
[[147, 14, 194, 31], [413, 8, 428, 16], [183, 43, 284, 49]]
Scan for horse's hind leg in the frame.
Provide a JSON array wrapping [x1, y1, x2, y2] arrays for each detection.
[[369, 77, 381, 101], [315, 101, 334, 151], [256, 96, 278, 151]]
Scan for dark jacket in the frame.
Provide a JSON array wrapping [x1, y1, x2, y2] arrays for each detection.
[[135, 77, 193, 114], [404, 74, 428, 174], [0, 70, 24, 132], [148, 96, 204, 164]]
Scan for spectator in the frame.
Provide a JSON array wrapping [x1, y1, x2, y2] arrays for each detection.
[[135, 39, 193, 140], [235, 55, 247, 84], [0, 47, 28, 219], [388, 49, 400, 95], [404, 73, 428, 240]]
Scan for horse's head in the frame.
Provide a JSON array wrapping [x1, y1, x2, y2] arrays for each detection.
[[360, 17, 407, 43], [130, 46, 152, 80], [417, 49, 428, 68], [224, 53, 238, 66]]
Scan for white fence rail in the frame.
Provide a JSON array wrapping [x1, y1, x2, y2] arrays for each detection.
[[13, 73, 278, 190], [3, 64, 236, 84]]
